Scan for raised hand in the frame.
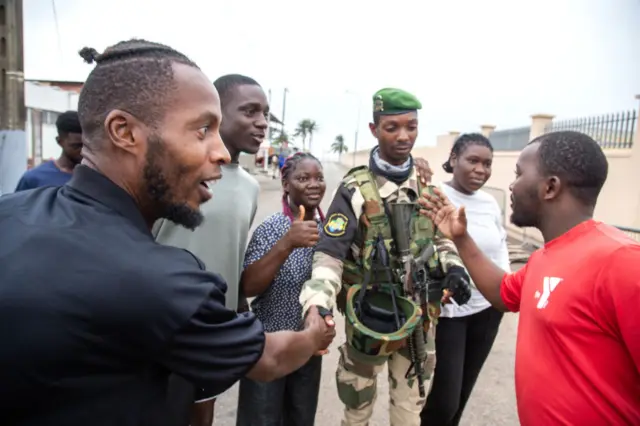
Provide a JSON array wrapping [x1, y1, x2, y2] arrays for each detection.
[[414, 157, 433, 186], [304, 306, 336, 355], [418, 187, 467, 239], [285, 205, 320, 248]]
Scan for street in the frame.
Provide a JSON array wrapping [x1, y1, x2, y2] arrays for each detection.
[[213, 161, 520, 426]]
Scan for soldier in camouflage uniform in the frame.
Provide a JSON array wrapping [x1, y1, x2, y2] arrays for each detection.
[[299, 88, 472, 426]]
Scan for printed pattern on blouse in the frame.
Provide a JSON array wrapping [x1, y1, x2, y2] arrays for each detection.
[[244, 212, 323, 333]]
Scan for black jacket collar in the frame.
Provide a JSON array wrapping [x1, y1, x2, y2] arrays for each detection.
[[66, 165, 151, 235]]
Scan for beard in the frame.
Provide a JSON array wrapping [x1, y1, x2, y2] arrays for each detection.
[[510, 191, 539, 228], [143, 136, 204, 231]]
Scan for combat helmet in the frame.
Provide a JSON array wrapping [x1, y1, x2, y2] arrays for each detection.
[[344, 283, 421, 359]]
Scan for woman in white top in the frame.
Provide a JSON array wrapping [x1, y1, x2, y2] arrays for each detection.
[[420, 133, 510, 426]]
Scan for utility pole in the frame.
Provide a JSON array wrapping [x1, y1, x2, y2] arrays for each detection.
[[263, 89, 272, 172], [281, 88, 288, 133], [345, 90, 361, 167], [279, 87, 288, 157], [0, 0, 26, 194]]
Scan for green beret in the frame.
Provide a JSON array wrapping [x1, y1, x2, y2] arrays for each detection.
[[372, 88, 422, 115]]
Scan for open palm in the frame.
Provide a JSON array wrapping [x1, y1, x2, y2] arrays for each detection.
[[419, 187, 467, 239]]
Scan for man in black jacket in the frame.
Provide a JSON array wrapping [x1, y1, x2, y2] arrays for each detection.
[[0, 38, 335, 426]]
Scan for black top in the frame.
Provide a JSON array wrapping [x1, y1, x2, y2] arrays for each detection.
[[0, 166, 265, 426]]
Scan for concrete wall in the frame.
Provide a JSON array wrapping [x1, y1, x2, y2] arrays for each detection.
[[0, 130, 27, 194], [25, 81, 79, 113], [21, 82, 81, 164], [341, 97, 640, 246]]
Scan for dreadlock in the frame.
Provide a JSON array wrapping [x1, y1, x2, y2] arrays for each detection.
[[280, 152, 326, 222], [77, 39, 199, 145], [442, 133, 493, 173]]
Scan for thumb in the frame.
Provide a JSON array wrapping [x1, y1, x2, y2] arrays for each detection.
[[297, 205, 306, 221], [324, 315, 335, 328], [458, 205, 467, 222]]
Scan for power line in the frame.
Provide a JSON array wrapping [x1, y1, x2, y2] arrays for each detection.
[[51, 0, 63, 64]]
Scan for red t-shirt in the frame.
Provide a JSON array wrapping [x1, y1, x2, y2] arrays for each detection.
[[501, 220, 640, 426]]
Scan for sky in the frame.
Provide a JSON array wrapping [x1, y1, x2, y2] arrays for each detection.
[[24, 0, 640, 159]]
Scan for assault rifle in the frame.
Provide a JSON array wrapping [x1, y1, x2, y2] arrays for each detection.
[[388, 201, 443, 398]]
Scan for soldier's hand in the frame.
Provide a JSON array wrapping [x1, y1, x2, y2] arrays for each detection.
[[304, 306, 336, 354], [443, 266, 472, 306], [418, 187, 467, 239], [414, 157, 433, 185], [284, 206, 320, 248]]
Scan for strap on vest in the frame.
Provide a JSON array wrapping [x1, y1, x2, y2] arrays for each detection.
[[352, 168, 386, 222]]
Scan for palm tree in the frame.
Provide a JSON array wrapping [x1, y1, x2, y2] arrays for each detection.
[[331, 135, 348, 160], [294, 120, 309, 151], [306, 120, 318, 153], [271, 129, 289, 147], [294, 119, 319, 152]]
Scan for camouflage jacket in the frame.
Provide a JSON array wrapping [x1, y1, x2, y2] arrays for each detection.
[[299, 166, 464, 323]]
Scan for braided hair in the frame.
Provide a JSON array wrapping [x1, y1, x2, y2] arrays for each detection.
[[442, 133, 493, 173], [77, 39, 199, 145], [280, 152, 326, 222]]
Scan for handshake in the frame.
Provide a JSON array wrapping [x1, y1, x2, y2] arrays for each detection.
[[303, 306, 336, 356]]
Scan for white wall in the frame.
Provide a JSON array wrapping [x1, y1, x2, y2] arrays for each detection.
[[24, 82, 80, 162], [25, 82, 79, 111]]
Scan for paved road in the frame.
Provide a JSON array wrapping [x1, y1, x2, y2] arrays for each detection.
[[213, 162, 520, 426]]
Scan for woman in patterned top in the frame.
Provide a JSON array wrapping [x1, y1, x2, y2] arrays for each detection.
[[236, 152, 327, 426]]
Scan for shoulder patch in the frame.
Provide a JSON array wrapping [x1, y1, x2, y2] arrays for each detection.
[[344, 165, 369, 178], [324, 213, 349, 237]]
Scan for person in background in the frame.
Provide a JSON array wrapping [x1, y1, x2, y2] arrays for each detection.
[[421, 133, 509, 426], [153, 73, 269, 426], [419, 130, 640, 426], [271, 154, 279, 179], [14, 110, 83, 192], [236, 152, 327, 426]]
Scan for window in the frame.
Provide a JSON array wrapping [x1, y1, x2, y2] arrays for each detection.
[[0, 5, 6, 27], [0, 37, 6, 57]]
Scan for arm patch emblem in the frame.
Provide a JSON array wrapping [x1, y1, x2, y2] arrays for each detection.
[[324, 213, 348, 237]]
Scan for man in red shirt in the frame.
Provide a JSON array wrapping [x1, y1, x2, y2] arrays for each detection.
[[419, 130, 640, 425]]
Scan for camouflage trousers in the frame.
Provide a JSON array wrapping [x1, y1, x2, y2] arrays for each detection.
[[335, 329, 436, 426]]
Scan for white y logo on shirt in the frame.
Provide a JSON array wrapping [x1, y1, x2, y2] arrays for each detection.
[[534, 277, 563, 309]]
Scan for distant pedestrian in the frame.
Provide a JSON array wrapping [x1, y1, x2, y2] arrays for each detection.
[[271, 154, 279, 179], [14, 111, 83, 192], [421, 133, 509, 426], [236, 152, 328, 426], [420, 130, 640, 426]]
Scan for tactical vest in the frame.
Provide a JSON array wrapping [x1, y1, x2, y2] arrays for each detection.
[[337, 166, 444, 323]]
